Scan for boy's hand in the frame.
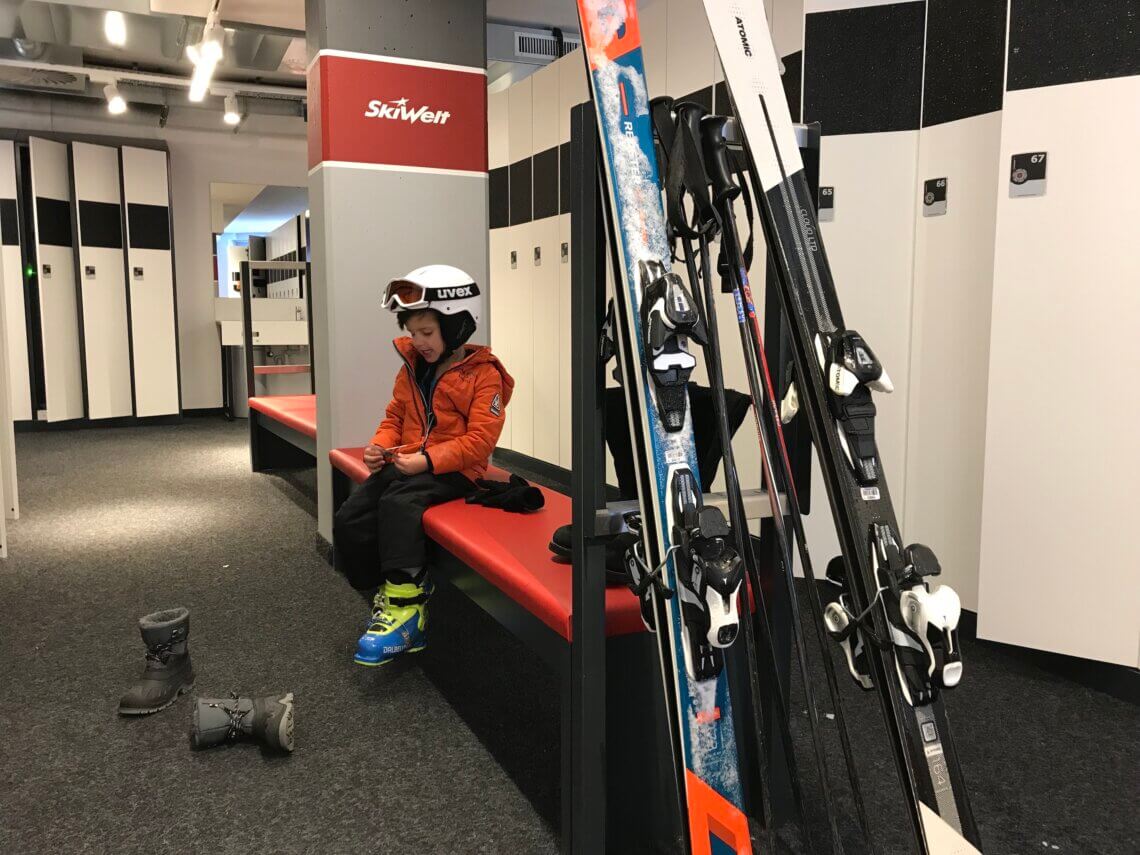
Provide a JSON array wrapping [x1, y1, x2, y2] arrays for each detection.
[[393, 452, 429, 476], [363, 444, 386, 473]]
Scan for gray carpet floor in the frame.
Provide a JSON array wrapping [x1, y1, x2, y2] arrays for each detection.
[[0, 419, 558, 854], [0, 418, 1136, 854]]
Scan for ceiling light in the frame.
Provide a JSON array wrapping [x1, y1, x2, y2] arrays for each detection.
[[223, 93, 241, 125], [188, 52, 218, 102], [187, 2, 225, 102], [104, 11, 127, 47], [104, 82, 127, 115]]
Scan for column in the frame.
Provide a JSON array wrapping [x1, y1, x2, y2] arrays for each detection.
[[306, 0, 489, 539]]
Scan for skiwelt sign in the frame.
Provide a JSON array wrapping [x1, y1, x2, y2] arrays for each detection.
[[308, 52, 487, 175]]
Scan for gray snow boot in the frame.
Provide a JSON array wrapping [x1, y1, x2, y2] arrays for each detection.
[[118, 607, 195, 715], [190, 692, 295, 753]]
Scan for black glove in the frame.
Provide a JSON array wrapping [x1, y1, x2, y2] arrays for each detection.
[[466, 474, 545, 513]]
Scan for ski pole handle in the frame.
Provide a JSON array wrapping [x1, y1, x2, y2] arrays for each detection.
[[649, 96, 676, 162], [699, 115, 740, 207], [674, 100, 706, 150]]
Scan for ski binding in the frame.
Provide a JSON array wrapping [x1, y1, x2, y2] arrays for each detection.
[[639, 259, 707, 432], [814, 329, 891, 485], [670, 468, 743, 681]]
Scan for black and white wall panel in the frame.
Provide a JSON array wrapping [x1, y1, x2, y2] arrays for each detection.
[[978, 2, 1140, 666], [903, 0, 1007, 612], [529, 61, 561, 468], [71, 141, 133, 421], [0, 140, 31, 423], [29, 137, 84, 423], [0, 140, 20, 522], [121, 146, 179, 418], [487, 87, 512, 451], [799, 0, 925, 566]]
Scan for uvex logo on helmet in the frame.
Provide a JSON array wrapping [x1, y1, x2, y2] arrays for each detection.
[[435, 284, 479, 300], [363, 97, 452, 125]]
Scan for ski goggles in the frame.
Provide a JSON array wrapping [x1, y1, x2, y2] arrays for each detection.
[[382, 280, 430, 311]]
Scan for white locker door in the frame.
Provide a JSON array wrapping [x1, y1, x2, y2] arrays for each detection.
[[121, 146, 179, 417], [29, 137, 84, 422], [488, 228, 512, 450], [504, 221, 534, 457], [0, 277, 15, 523], [0, 143, 18, 520], [530, 63, 561, 467], [72, 142, 133, 420], [487, 88, 512, 450], [0, 141, 31, 423], [506, 78, 534, 457]]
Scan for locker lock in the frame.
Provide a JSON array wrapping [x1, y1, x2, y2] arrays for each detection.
[[41, 263, 52, 278], [533, 246, 541, 266], [561, 242, 569, 263], [84, 266, 96, 278], [510, 250, 517, 269], [133, 267, 144, 279]]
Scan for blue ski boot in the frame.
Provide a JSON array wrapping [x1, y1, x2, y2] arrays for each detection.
[[353, 578, 433, 666]]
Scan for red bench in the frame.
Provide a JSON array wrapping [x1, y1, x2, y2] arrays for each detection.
[[248, 394, 317, 471], [254, 364, 312, 376], [328, 447, 644, 640]]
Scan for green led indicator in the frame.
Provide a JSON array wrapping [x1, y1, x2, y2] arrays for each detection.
[[25, 266, 34, 277]]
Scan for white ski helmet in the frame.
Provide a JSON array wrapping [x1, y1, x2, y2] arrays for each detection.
[[382, 264, 483, 352]]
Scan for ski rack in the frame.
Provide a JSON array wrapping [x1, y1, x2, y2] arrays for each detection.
[[565, 102, 820, 850], [567, 100, 610, 855]]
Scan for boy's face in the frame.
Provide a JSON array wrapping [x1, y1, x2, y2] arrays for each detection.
[[405, 312, 446, 363]]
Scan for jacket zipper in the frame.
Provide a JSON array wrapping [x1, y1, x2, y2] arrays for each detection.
[[393, 343, 471, 451]]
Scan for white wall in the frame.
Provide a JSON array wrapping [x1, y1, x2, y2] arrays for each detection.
[[977, 75, 1140, 667], [0, 98, 307, 411]]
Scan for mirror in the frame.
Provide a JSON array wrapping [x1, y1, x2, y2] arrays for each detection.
[[210, 182, 309, 298]]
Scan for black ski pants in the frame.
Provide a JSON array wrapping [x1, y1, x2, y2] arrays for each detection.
[[333, 464, 475, 590]]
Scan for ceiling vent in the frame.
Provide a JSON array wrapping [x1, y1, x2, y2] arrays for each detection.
[[514, 30, 580, 61], [0, 66, 86, 92]]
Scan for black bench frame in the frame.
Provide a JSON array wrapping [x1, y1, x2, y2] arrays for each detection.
[[248, 407, 316, 472]]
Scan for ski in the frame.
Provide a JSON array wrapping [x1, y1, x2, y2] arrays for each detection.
[[574, 2, 752, 852], [699, 2, 981, 853]]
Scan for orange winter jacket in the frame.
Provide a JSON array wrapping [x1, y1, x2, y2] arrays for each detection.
[[370, 337, 514, 482]]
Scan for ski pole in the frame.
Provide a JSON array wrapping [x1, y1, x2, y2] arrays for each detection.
[[702, 113, 877, 854], [653, 96, 817, 853]]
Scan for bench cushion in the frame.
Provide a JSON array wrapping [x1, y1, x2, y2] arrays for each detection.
[[425, 490, 645, 640], [329, 446, 644, 640], [249, 394, 317, 439]]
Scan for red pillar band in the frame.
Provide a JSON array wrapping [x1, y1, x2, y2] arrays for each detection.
[[307, 52, 488, 175]]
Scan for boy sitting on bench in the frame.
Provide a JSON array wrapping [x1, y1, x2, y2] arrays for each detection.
[[334, 265, 513, 666]]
